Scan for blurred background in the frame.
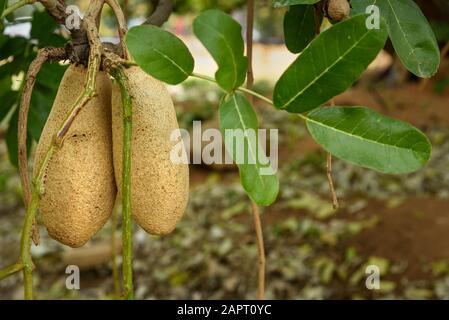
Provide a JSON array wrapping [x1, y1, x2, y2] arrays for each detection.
[[1, 0, 449, 299]]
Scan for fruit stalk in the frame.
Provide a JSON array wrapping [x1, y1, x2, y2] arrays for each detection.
[[111, 66, 134, 300]]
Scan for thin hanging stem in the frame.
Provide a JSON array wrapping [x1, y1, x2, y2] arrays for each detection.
[[245, 0, 266, 300], [326, 102, 339, 210], [111, 66, 134, 300]]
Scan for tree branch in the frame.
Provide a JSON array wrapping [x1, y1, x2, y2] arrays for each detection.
[[143, 0, 173, 26], [105, 0, 129, 59]]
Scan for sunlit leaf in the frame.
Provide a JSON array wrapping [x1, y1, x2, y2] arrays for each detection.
[[351, 0, 440, 77], [274, 14, 388, 113], [219, 93, 279, 206], [126, 25, 194, 85], [193, 9, 247, 91], [306, 106, 431, 174]]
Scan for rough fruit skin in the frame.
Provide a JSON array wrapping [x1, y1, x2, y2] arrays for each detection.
[[327, 0, 350, 22], [33, 65, 116, 248], [111, 66, 189, 235]]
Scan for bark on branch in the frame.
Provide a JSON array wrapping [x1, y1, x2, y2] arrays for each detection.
[[143, 0, 173, 26]]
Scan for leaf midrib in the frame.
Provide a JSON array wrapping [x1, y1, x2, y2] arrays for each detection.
[[281, 27, 372, 109], [230, 95, 266, 187], [386, 0, 424, 76], [306, 114, 427, 156], [196, 19, 239, 88]]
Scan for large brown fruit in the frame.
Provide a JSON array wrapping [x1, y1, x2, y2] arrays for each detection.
[[34, 65, 116, 248], [111, 67, 189, 235]]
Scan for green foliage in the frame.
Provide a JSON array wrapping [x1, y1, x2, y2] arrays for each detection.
[[126, 25, 194, 85], [193, 9, 247, 92], [219, 93, 279, 205], [351, 0, 440, 78], [283, 4, 320, 53], [0, 0, 6, 18], [306, 107, 431, 174], [274, 14, 388, 113], [30, 10, 66, 48]]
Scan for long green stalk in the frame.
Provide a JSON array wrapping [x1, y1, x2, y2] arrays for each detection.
[[111, 66, 134, 300]]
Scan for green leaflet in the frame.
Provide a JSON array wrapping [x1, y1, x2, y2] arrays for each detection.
[[126, 25, 194, 85], [219, 93, 279, 206], [193, 9, 247, 92], [351, 0, 440, 77], [306, 106, 431, 174], [284, 5, 320, 54], [274, 14, 388, 113]]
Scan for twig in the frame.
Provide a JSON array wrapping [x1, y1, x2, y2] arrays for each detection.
[[245, 0, 265, 300], [327, 100, 339, 210], [246, 0, 254, 92], [18, 47, 67, 246], [0, 263, 23, 281], [111, 202, 121, 298], [124, 0, 129, 21], [251, 201, 266, 300], [110, 66, 134, 300], [326, 153, 339, 209], [105, 0, 129, 59], [143, 0, 173, 26], [420, 41, 449, 91], [20, 191, 39, 299], [0, 192, 39, 298], [55, 3, 103, 143], [0, 0, 35, 19]]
